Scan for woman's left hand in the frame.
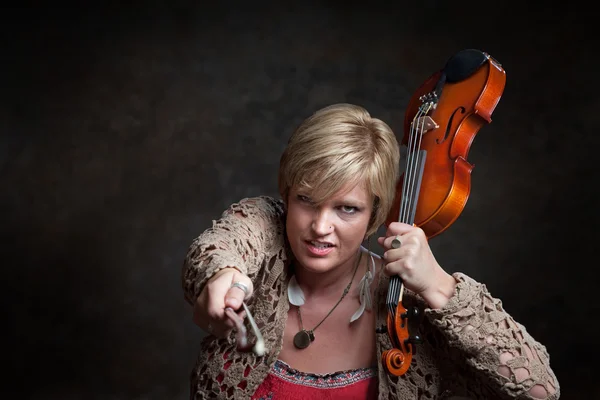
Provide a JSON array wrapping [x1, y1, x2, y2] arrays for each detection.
[[378, 222, 456, 309]]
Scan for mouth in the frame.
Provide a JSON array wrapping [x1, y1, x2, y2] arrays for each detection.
[[305, 240, 336, 256], [306, 240, 335, 249]]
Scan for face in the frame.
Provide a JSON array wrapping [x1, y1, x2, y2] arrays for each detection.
[[285, 181, 373, 274]]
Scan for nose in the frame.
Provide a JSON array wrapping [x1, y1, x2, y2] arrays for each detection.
[[311, 210, 334, 236]]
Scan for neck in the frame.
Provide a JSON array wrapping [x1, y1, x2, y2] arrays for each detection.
[[293, 249, 362, 298]]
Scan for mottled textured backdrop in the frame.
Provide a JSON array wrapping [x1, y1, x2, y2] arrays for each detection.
[[1, 2, 595, 399]]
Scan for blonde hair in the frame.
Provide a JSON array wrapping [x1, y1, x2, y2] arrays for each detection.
[[278, 103, 400, 236]]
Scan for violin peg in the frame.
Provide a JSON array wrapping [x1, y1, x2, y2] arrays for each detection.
[[408, 335, 422, 345], [405, 335, 423, 355], [409, 306, 420, 319]]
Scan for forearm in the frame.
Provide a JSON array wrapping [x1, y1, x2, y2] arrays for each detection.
[[181, 196, 284, 304], [420, 268, 457, 309], [426, 273, 559, 399], [182, 232, 246, 305]]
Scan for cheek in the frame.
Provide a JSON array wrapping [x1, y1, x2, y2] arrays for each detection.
[[285, 206, 306, 238], [339, 216, 370, 243]]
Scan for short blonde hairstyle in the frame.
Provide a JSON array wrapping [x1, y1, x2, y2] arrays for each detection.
[[278, 103, 400, 236]]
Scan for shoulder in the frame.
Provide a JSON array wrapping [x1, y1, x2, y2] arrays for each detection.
[[222, 197, 287, 244], [225, 196, 285, 219]]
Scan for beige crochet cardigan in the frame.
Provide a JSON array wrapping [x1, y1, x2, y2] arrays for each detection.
[[182, 196, 559, 399]]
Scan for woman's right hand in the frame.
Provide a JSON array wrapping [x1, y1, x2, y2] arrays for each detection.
[[193, 267, 254, 338]]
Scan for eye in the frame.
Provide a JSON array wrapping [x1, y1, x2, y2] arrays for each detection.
[[339, 205, 358, 214], [297, 194, 313, 204]]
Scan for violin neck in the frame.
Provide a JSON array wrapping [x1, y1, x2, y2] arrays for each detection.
[[386, 147, 427, 309]]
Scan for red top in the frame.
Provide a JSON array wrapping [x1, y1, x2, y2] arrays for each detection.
[[251, 360, 378, 400]]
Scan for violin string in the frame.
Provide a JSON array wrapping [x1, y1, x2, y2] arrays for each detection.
[[400, 105, 422, 224], [391, 106, 419, 311], [407, 102, 428, 222], [404, 102, 430, 224], [402, 107, 419, 224], [411, 102, 429, 218], [389, 103, 423, 314], [389, 100, 432, 314], [387, 278, 394, 314], [412, 103, 430, 222], [390, 114, 415, 312], [403, 103, 426, 223], [387, 97, 432, 318], [405, 107, 420, 223]]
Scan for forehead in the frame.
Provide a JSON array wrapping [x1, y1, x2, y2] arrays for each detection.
[[331, 181, 370, 202]]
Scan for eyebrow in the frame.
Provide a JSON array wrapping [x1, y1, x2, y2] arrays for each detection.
[[333, 196, 368, 207], [295, 187, 369, 207]]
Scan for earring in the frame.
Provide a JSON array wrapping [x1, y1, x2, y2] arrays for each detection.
[[350, 236, 375, 322]]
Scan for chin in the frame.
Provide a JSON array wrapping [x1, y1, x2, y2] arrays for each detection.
[[294, 254, 338, 273]]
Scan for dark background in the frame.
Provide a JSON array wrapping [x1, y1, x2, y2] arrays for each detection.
[[1, 1, 596, 399]]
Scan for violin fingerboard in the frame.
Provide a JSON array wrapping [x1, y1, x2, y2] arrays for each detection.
[[400, 149, 427, 226]]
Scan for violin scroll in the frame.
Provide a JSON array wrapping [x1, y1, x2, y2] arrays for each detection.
[[382, 282, 422, 377]]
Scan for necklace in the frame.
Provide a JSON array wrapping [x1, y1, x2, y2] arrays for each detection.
[[293, 251, 362, 349]]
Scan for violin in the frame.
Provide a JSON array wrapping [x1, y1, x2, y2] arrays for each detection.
[[380, 49, 507, 377]]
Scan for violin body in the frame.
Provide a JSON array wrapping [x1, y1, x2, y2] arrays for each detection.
[[381, 49, 506, 377], [386, 50, 506, 239]]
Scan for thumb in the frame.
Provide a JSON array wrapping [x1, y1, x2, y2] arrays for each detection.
[[224, 273, 253, 310]]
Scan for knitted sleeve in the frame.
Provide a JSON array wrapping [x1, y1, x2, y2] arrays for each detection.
[[181, 196, 285, 305], [425, 273, 560, 399]]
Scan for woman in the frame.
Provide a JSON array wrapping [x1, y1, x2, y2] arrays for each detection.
[[182, 104, 559, 399]]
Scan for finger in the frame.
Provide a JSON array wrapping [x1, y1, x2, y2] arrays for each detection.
[[379, 234, 406, 251], [204, 308, 246, 338], [224, 307, 253, 352], [200, 270, 238, 333], [377, 224, 411, 249], [383, 259, 407, 279], [205, 269, 237, 314], [194, 301, 231, 338], [222, 308, 247, 327], [384, 222, 415, 237], [224, 273, 254, 310], [381, 261, 398, 277], [208, 301, 247, 335], [379, 223, 423, 250]]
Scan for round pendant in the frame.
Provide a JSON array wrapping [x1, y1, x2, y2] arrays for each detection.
[[293, 330, 313, 349]]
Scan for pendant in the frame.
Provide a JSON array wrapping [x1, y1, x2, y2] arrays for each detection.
[[293, 330, 314, 349]]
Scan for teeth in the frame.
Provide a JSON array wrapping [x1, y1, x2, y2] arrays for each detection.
[[311, 241, 331, 249]]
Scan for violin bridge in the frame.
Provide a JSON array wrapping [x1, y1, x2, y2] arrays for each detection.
[[412, 116, 439, 133]]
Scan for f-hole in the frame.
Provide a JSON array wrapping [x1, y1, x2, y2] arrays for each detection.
[[437, 106, 465, 144]]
